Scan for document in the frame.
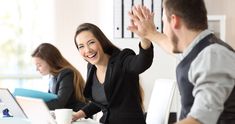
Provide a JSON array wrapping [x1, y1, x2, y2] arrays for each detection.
[[13, 88, 57, 102]]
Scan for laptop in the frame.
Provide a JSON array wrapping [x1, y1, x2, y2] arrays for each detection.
[[0, 88, 27, 118], [0, 88, 56, 124], [16, 96, 56, 124]]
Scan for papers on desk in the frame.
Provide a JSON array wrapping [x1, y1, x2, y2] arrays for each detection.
[[13, 88, 57, 102]]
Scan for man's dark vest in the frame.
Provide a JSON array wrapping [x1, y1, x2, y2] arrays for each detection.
[[176, 34, 235, 124]]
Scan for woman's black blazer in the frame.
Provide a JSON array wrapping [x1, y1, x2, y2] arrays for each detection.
[[46, 68, 86, 111], [81, 44, 154, 124]]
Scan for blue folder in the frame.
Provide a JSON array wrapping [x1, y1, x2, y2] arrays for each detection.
[[13, 88, 57, 102]]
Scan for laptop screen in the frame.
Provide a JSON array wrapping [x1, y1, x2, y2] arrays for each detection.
[[16, 96, 56, 124], [0, 88, 27, 118]]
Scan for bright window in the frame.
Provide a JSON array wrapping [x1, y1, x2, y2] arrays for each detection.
[[0, 0, 55, 92]]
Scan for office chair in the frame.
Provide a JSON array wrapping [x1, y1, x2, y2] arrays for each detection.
[[146, 79, 176, 124]]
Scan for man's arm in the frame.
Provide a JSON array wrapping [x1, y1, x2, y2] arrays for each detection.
[[176, 116, 201, 124]]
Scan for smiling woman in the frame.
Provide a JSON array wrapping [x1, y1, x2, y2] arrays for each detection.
[[72, 23, 153, 124], [0, 0, 55, 92]]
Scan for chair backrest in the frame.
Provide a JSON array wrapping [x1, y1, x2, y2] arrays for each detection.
[[146, 79, 176, 124]]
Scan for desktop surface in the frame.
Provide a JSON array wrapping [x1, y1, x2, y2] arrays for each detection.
[[73, 118, 100, 124], [0, 118, 99, 124], [0, 118, 31, 124]]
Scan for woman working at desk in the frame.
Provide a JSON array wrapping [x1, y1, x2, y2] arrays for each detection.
[[72, 23, 153, 124], [32, 43, 87, 111]]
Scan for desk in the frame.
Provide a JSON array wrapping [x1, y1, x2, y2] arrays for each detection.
[[0, 118, 31, 124], [0, 118, 100, 124], [73, 119, 100, 124]]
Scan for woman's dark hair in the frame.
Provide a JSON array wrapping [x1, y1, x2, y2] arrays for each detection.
[[32, 43, 68, 74], [74, 23, 120, 55], [164, 0, 208, 31]]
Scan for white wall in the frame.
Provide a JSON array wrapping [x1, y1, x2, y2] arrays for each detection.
[[54, 0, 101, 78], [54, 0, 177, 111], [205, 0, 235, 48]]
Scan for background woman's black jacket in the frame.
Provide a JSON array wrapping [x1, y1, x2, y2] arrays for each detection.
[[81, 43, 154, 124], [46, 68, 86, 111]]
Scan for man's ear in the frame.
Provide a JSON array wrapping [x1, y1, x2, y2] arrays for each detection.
[[170, 14, 181, 29]]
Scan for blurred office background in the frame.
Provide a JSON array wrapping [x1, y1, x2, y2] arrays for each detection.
[[0, 0, 234, 114]]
